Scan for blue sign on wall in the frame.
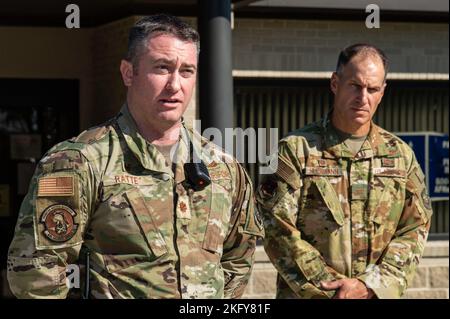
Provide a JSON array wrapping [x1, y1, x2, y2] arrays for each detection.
[[429, 135, 449, 199], [396, 132, 449, 201]]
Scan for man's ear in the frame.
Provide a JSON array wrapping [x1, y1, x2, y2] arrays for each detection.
[[330, 72, 339, 94], [120, 59, 133, 87], [380, 81, 387, 97]]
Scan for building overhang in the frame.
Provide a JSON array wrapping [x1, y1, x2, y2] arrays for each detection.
[[1, 0, 448, 27]]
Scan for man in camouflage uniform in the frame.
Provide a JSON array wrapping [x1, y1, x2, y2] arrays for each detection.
[[7, 14, 263, 299], [257, 44, 432, 299]]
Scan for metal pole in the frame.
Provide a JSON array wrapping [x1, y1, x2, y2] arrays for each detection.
[[198, 0, 233, 140]]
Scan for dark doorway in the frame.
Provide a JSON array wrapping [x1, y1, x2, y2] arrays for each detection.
[[0, 78, 79, 297]]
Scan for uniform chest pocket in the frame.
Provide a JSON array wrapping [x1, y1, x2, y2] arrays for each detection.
[[125, 188, 169, 257], [369, 169, 406, 227], [191, 179, 232, 255], [300, 168, 345, 229], [89, 183, 169, 259]]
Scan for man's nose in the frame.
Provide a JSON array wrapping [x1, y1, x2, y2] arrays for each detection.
[[358, 87, 369, 104], [166, 72, 181, 92]]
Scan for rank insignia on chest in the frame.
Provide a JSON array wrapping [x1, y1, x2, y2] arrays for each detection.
[[318, 159, 328, 167], [177, 197, 192, 219], [381, 158, 395, 167]]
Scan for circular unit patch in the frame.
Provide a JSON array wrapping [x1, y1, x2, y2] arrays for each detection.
[[40, 205, 78, 242]]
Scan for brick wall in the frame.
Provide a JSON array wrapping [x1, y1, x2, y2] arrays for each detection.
[[406, 258, 449, 298], [4, 17, 444, 129], [244, 241, 449, 299], [89, 16, 448, 126], [232, 19, 449, 74]]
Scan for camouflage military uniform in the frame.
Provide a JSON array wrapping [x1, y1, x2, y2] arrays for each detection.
[[7, 105, 263, 299], [256, 115, 432, 299]]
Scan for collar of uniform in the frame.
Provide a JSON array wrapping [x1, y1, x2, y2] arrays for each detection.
[[117, 104, 173, 175], [321, 112, 401, 159], [366, 123, 402, 158], [321, 112, 355, 159], [173, 125, 191, 184], [170, 124, 214, 184]]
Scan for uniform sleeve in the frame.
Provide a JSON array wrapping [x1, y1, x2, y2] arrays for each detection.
[[357, 156, 432, 299], [221, 162, 264, 299], [7, 149, 96, 299], [256, 141, 345, 298]]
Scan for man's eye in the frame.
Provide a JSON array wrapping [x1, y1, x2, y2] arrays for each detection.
[[156, 65, 169, 72], [180, 69, 195, 77], [368, 88, 379, 93]]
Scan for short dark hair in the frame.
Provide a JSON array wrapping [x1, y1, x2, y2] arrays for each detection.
[[336, 43, 388, 79], [125, 14, 200, 67]]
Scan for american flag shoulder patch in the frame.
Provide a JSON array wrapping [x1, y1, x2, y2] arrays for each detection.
[[38, 176, 74, 197]]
